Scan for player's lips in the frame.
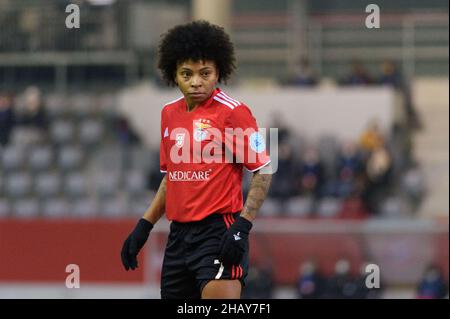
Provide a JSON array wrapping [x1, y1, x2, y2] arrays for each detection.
[[188, 92, 206, 99]]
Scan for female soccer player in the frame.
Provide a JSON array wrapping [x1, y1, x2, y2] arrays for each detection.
[[121, 20, 272, 299]]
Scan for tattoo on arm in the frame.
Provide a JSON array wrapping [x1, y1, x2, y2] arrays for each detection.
[[241, 170, 272, 222]]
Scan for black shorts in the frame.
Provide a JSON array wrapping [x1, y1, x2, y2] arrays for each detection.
[[160, 212, 249, 299]]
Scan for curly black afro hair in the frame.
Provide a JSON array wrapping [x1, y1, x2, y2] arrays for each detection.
[[157, 20, 236, 86]]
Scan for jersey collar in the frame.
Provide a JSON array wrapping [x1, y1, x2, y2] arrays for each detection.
[[182, 88, 221, 112]]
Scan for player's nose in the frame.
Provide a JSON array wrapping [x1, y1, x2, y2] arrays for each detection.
[[190, 75, 202, 87]]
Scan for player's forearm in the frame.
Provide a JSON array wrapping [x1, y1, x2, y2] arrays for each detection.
[[142, 176, 167, 225], [240, 167, 272, 222]]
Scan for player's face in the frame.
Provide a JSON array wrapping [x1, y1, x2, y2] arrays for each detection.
[[175, 59, 219, 109]]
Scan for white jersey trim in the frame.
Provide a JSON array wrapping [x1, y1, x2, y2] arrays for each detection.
[[246, 160, 271, 173], [213, 96, 235, 110], [218, 92, 241, 106]]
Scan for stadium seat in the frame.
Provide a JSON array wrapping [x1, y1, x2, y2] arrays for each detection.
[[285, 196, 313, 217], [1, 145, 26, 171], [130, 147, 156, 171], [79, 119, 104, 145], [93, 171, 120, 198], [41, 197, 70, 218], [401, 168, 427, 201], [0, 198, 11, 217], [34, 173, 61, 198], [379, 196, 412, 218], [93, 146, 123, 173], [259, 198, 282, 217], [44, 93, 68, 119], [316, 197, 342, 218], [50, 120, 75, 144], [100, 197, 128, 217], [71, 197, 98, 218], [58, 146, 83, 171], [124, 170, 147, 198], [12, 198, 40, 218], [70, 94, 95, 119], [5, 172, 32, 198], [64, 172, 88, 198], [28, 146, 53, 172], [128, 193, 154, 216]]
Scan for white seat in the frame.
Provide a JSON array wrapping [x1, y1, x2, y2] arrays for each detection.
[[317, 197, 342, 218], [58, 146, 83, 171], [71, 198, 98, 218], [2, 145, 26, 171], [285, 196, 313, 217], [64, 172, 88, 198], [6, 173, 32, 198], [42, 198, 70, 218], [51, 120, 75, 144], [13, 198, 40, 218], [35, 173, 61, 198], [29, 147, 53, 171]]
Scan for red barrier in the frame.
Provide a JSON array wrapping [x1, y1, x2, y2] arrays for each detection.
[[1, 218, 448, 286], [0, 218, 144, 283]]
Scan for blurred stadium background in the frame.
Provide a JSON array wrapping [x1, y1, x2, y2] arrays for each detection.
[[0, 0, 448, 299]]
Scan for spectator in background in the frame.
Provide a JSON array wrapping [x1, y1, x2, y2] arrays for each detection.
[[290, 57, 318, 87], [242, 261, 274, 299], [296, 259, 325, 299], [359, 119, 384, 154], [0, 92, 16, 146], [378, 59, 401, 89], [114, 115, 141, 146], [417, 264, 448, 299], [15, 86, 48, 144], [338, 194, 369, 219], [342, 59, 373, 85], [324, 258, 358, 298], [377, 59, 422, 130], [113, 115, 142, 172], [335, 142, 363, 198], [298, 147, 323, 197], [269, 111, 291, 144], [269, 142, 297, 200], [364, 144, 393, 214]]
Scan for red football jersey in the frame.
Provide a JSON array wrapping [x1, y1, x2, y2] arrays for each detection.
[[159, 88, 271, 222]]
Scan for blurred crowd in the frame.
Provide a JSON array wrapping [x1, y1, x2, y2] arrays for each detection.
[[0, 84, 427, 219], [242, 259, 448, 299], [253, 113, 426, 219], [283, 58, 422, 131]]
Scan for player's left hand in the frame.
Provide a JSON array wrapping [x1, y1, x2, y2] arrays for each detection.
[[218, 216, 252, 266]]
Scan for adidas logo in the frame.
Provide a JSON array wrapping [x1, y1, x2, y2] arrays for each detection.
[[233, 232, 241, 241]]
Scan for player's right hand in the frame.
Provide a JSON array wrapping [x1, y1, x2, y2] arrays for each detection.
[[121, 218, 153, 271]]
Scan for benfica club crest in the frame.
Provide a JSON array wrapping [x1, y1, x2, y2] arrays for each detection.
[[193, 119, 212, 142]]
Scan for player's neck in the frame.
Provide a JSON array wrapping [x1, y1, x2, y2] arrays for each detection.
[[185, 100, 200, 112]]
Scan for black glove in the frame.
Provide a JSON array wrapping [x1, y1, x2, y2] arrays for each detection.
[[218, 216, 252, 266], [121, 218, 153, 271]]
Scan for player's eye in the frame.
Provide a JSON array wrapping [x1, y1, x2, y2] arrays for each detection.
[[180, 71, 191, 78]]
